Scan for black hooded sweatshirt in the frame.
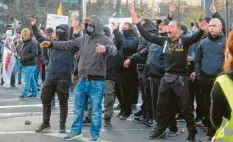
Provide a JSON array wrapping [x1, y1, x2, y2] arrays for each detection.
[[32, 24, 74, 82]]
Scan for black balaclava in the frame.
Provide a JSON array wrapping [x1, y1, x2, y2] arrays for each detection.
[[85, 24, 95, 36], [56, 27, 67, 41]]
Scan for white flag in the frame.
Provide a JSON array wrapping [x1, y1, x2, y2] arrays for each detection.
[[2, 46, 16, 84]]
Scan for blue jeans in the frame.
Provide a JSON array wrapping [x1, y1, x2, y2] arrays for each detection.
[[22, 65, 38, 97], [71, 78, 105, 139], [17, 60, 23, 81]]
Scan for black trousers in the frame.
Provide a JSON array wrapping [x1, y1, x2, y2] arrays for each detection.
[[118, 70, 135, 115], [115, 78, 122, 106], [156, 75, 196, 134], [200, 76, 216, 137], [150, 76, 178, 132], [41, 63, 46, 82], [41, 78, 70, 127], [131, 71, 139, 105], [189, 79, 204, 119], [138, 65, 150, 118]]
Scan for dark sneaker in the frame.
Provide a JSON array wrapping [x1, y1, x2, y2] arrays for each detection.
[[28, 95, 37, 98], [19, 95, 27, 100], [185, 133, 195, 142], [89, 137, 100, 142], [120, 114, 130, 120], [59, 126, 66, 133], [134, 110, 142, 118], [103, 118, 112, 127], [148, 130, 166, 140], [63, 133, 82, 141], [116, 111, 123, 118], [18, 81, 21, 85], [114, 104, 121, 110], [133, 117, 145, 123], [131, 104, 137, 110], [11, 85, 16, 87], [142, 119, 153, 127], [166, 129, 179, 137], [35, 123, 51, 133], [199, 136, 212, 142], [83, 117, 91, 126]]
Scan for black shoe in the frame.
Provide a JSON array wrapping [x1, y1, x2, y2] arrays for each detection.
[[148, 129, 166, 140], [114, 104, 121, 110], [134, 110, 142, 117], [11, 84, 16, 87], [28, 95, 37, 98], [83, 117, 91, 126], [185, 133, 195, 142], [35, 123, 51, 133], [18, 95, 27, 100], [142, 118, 153, 127], [18, 81, 21, 85], [120, 114, 130, 120], [59, 126, 66, 133], [103, 118, 112, 127], [38, 88, 40, 91], [116, 111, 123, 118]]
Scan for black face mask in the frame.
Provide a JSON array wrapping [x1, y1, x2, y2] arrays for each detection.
[[56, 28, 67, 41], [86, 24, 95, 36], [123, 29, 133, 37]]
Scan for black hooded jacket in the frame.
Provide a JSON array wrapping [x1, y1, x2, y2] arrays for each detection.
[[32, 24, 75, 82]]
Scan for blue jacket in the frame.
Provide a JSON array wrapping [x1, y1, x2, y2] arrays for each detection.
[[195, 33, 226, 77]]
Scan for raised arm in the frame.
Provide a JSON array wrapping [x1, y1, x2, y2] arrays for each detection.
[[31, 18, 48, 43], [130, 8, 166, 46], [113, 29, 138, 52], [210, 3, 226, 34]]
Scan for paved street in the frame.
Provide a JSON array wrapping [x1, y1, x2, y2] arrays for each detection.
[[0, 83, 206, 142]]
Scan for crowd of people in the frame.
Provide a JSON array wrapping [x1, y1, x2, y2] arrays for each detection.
[[0, 2, 233, 142]]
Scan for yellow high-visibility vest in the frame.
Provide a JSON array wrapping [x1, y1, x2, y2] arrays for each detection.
[[212, 74, 233, 142]]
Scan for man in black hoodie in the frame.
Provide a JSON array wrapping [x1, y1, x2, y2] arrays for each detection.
[[31, 19, 75, 133], [112, 22, 139, 120]]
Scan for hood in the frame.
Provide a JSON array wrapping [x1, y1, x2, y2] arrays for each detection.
[[86, 15, 104, 36], [56, 24, 70, 40], [142, 19, 157, 33]]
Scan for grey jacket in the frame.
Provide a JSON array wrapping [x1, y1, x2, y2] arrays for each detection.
[[51, 15, 117, 78]]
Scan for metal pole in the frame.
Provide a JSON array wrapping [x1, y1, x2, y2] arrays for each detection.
[[82, 0, 86, 19], [225, 0, 229, 36]]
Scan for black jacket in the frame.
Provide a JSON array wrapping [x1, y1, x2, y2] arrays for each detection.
[[210, 72, 233, 129], [32, 24, 75, 80], [136, 23, 204, 76], [20, 39, 38, 66], [113, 27, 139, 71]]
